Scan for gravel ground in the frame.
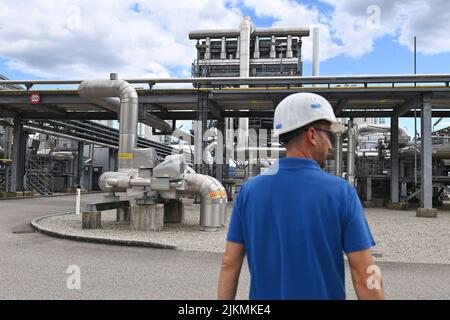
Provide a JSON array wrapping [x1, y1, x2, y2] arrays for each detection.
[[366, 208, 450, 264], [35, 200, 230, 253], [34, 202, 450, 264]]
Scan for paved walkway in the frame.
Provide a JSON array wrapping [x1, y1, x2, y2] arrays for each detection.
[[0, 194, 449, 299]]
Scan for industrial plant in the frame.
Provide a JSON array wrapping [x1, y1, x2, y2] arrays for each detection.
[[1, 16, 450, 234]]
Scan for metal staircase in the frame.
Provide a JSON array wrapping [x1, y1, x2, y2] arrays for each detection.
[[25, 156, 53, 195]]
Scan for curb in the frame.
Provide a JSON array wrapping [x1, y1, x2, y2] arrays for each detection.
[[31, 212, 177, 250]]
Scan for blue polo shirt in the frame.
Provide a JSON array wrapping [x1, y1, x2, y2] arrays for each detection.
[[227, 157, 375, 300]]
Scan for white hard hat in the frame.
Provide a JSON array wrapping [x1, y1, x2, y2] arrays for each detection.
[[273, 92, 345, 137]]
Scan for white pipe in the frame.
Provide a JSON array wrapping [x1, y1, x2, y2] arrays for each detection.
[[312, 26, 320, 77], [183, 173, 226, 230], [79, 80, 138, 170]]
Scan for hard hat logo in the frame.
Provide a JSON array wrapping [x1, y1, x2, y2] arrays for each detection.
[[273, 92, 344, 137]]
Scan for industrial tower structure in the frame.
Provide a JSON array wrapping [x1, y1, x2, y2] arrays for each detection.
[[189, 17, 313, 186]]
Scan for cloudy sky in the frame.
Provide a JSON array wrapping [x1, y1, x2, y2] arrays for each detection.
[[0, 0, 449, 132]]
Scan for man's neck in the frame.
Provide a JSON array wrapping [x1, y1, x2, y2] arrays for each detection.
[[286, 148, 315, 161]]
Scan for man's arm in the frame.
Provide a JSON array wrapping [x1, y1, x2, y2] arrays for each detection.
[[347, 249, 385, 300], [217, 241, 246, 300]]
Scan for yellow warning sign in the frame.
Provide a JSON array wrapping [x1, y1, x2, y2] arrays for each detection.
[[118, 153, 134, 159]]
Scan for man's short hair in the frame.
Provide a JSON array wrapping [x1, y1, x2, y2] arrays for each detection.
[[279, 120, 331, 146]]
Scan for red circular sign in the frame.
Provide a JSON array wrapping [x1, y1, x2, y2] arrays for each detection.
[[29, 93, 41, 105]]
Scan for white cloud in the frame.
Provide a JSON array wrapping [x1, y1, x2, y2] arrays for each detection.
[[0, 0, 243, 79], [244, 0, 450, 61], [0, 0, 449, 80]]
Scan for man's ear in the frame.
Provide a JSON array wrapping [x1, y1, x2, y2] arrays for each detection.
[[306, 128, 318, 146]]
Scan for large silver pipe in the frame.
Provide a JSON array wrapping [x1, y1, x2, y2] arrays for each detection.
[[334, 133, 343, 177], [183, 173, 227, 230], [312, 26, 320, 77], [78, 80, 138, 170], [239, 17, 253, 176], [91, 96, 171, 133], [347, 123, 356, 186], [239, 16, 252, 78], [209, 176, 228, 226], [221, 37, 227, 60]]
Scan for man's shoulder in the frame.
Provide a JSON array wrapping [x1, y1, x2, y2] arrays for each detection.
[[313, 170, 354, 194]]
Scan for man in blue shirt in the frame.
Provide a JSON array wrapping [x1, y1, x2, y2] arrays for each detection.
[[218, 93, 385, 300]]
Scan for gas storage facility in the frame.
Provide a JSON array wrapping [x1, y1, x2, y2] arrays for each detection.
[[1, 16, 450, 232]]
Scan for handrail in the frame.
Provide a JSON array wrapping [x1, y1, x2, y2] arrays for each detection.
[[0, 74, 450, 86]]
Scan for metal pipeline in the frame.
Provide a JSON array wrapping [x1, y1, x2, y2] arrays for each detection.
[[90, 96, 172, 134], [98, 169, 227, 229], [79, 79, 138, 170], [183, 173, 227, 230], [347, 124, 356, 186], [209, 176, 228, 226]]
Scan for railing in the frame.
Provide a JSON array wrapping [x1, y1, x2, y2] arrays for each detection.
[[25, 156, 53, 195]]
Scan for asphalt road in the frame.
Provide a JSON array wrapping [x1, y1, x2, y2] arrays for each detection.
[[0, 194, 449, 300]]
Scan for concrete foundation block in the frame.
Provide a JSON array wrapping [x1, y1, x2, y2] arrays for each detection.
[[164, 200, 185, 223], [82, 211, 102, 229], [363, 201, 376, 208], [131, 204, 164, 232], [6, 192, 18, 198], [0, 192, 6, 198], [116, 207, 131, 222], [372, 197, 386, 207], [416, 208, 438, 218], [387, 202, 409, 210]]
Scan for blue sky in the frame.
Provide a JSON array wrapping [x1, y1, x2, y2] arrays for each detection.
[[1, 0, 449, 137]]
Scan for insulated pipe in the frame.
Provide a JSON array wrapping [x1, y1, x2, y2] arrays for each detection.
[[78, 80, 138, 170], [90, 96, 172, 133], [347, 123, 356, 186], [334, 133, 343, 177], [254, 36, 260, 59], [209, 176, 228, 226], [287, 35, 293, 58], [23, 125, 117, 149], [312, 26, 320, 77], [221, 37, 227, 60], [183, 173, 226, 230]]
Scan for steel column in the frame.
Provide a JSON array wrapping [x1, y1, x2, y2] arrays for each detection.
[[10, 119, 27, 192], [420, 94, 433, 208], [77, 141, 84, 188], [390, 116, 399, 202]]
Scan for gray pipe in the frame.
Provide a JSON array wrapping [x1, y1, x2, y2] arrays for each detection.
[[347, 124, 356, 186], [334, 133, 343, 177], [78, 80, 138, 170], [312, 26, 320, 77], [91, 96, 172, 133], [183, 173, 227, 230], [23, 125, 117, 149]]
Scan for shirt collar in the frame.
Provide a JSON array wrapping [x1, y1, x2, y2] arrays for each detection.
[[276, 157, 321, 170]]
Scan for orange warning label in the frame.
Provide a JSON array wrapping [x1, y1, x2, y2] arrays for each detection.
[[210, 191, 221, 198]]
